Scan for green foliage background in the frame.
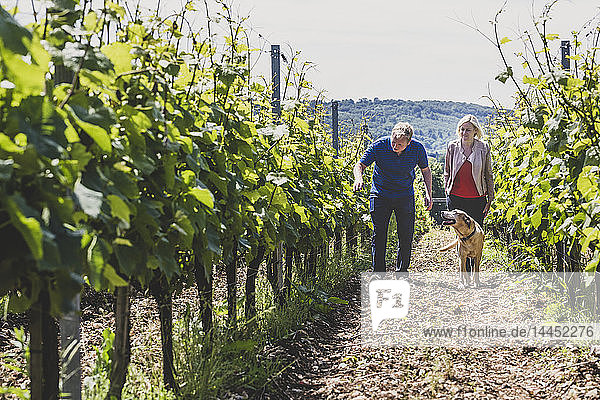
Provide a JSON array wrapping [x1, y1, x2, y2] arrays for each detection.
[[487, 6, 600, 273]]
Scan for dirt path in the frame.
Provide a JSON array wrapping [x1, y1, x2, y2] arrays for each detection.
[[269, 229, 600, 399]]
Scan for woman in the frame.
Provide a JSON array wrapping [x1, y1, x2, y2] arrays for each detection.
[[444, 114, 494, 229]]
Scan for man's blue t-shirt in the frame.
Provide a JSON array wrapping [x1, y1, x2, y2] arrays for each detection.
[[360, 136, 428, 199]]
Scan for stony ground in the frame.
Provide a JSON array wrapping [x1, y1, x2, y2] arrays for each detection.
[[266, 230, 600, 399]]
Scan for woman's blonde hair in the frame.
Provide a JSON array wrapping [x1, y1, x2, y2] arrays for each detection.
[[456, 114, 483, 139]]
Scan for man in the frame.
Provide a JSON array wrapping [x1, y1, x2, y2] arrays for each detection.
[[353, 122, 433, 272]]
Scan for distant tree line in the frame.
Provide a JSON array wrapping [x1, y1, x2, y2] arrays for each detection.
[[326, 98, 497, 157]]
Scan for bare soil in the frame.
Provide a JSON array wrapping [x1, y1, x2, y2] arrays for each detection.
[[265, 229, 600, 399]]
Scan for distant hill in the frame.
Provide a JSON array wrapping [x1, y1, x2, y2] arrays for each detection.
[[331, 98, 496, 158]]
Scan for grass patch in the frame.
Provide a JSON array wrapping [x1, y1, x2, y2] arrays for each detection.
[[83, 329, 175, 400], [7, 244, 371, 399], [482, 237, 516, 271], [173, 307, 279, 399]]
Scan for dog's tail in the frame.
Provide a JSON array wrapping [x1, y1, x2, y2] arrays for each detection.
[[439, 239, 459, 252]]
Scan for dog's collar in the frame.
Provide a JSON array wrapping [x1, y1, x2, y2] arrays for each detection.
[[460, 228, 476, 242]]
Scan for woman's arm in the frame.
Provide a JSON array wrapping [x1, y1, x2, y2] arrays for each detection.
[[483, 145, 494, 215], [444, 143, 453, 194]]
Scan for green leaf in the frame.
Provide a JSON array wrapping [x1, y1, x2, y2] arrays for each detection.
[[103, 263, 128, 286], [3, 195, 43, 260], [577, 168, 597, 201], [495, 66, 513, 84], [500, 37, 512, 44], [573, 139, 591, 155], [293, 204, 309, 223], [506, 207, 516, 222], [110, 169, 138, 199], [522, 76, 539, 85], [70, 143, 93, 171], [173, 210, 194, 248], [87, 237, 129, 287], [206, 223, 221, 255], [83, 11, 99, 33], [113, 238, 133, 246], [163, 152, 176, 190], [106, 1, 126, 18], [147, 255, 160, 270], [585, 254, 599, 272], [0, 133, 24, 153], [326, 296, 348, 305], [0, 7, 33, 54], [207, 171, 228, 196], [580, 228, 599, 254], [114, 243, 141, 276], [120, 105, 152, 135], [270, 186, 288, 209], [0, 47, 47, 96], [188, 187, 214, 208], [55, 108, 81, 143], [0, 9, 49, 95], [65, 105, 112, 152], [242, 189, 262, 203], [107, 194, 131, 225], [181, 170, 196, 186], [177, 135, 193, 154], [531, 208, 542, 229], [222, 339, 257, 352], [8, 278, 40, 313], [293, 117, 310, 134]]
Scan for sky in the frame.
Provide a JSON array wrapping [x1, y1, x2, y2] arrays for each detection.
[[7, 0, 600, 107], [231, 0, 600, 107]]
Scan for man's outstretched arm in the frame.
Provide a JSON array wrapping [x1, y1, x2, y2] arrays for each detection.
[[353, 162, 367, 191]]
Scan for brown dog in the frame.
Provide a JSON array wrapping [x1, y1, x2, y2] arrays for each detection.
[[440, 209, 484, 287]]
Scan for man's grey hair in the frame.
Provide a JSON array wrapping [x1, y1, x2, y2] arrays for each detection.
[[391, 122, 414, 141]]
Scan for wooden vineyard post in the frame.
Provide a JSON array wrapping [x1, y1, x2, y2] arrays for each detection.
[[106, 285, 131, 400], [561, 40, 570, 71], [266, 244, 285, 306], [59, 294, 81, 400], [334, 228, 343, 257], [346, 224, 357, 259], [276, 242, 284, 304], [30, 287, 59, 400], [226, 240, 238, 328], [245, 245, 266, 321], [149, 277, 177, 391], [193, 237, 213, 333], [283, 245, 294, 300], [271, 44, 281, 119], [332, 100, 339, 157]]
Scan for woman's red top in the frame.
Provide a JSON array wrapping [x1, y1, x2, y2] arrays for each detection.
[[450, 160, 480, 198]]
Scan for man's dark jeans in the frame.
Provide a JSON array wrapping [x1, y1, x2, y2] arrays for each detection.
[[370, 196, 415, 273]]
